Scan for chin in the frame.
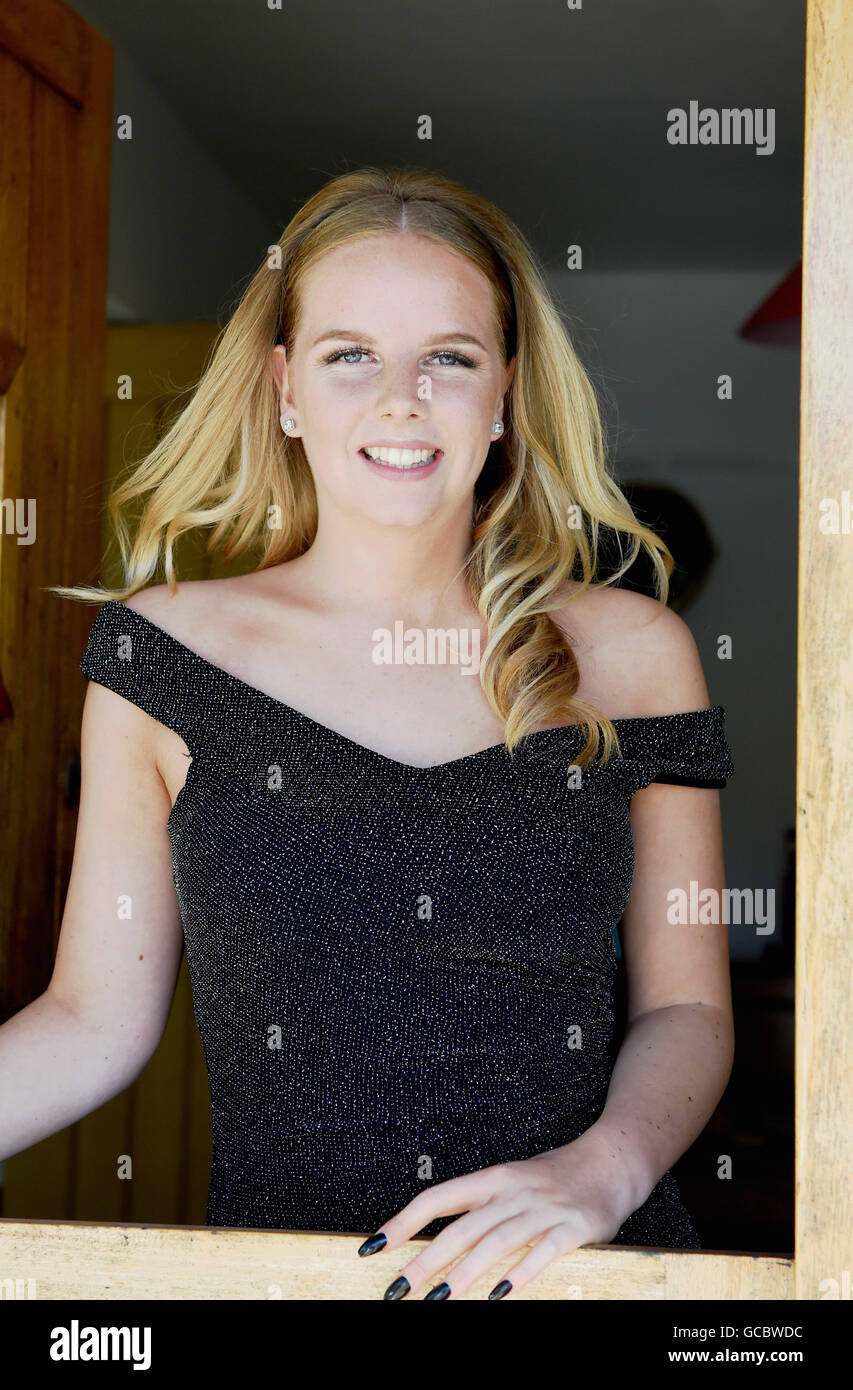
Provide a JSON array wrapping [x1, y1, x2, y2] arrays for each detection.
[[356, 499, 446, 529]]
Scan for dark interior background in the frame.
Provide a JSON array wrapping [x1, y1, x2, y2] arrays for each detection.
[[62, 0, 803, 1256]]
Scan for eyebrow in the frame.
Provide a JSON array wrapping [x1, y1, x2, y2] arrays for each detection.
[[309, 329, 490, 352]]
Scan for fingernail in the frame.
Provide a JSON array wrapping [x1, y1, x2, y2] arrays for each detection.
[[488, 1279, 512, 1300], [383, 1275, 410, 1300], [357, 1232, 387, 1257], [424, 1282, 451, 1300]]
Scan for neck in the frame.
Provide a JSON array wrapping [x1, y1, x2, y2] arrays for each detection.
[[292, 509, 479, 626]]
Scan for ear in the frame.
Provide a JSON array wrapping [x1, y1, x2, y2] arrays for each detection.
[[271, 344, 301, 437], [271, 344, 293, 403], [504, 356, 516, 393]]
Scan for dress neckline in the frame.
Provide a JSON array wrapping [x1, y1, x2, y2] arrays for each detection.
[[101, 599, 723, 774]]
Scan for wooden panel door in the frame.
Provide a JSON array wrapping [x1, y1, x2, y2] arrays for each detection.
[[0, 0, 112, 1218]]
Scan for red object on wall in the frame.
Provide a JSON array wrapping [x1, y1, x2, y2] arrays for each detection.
[[739, 262, 802, 346]]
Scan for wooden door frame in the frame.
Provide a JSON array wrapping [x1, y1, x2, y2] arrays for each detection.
[[0, 0, 849, 1298]]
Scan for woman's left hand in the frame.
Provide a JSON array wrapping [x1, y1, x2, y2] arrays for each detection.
[[357, 1124, 644, 1299]]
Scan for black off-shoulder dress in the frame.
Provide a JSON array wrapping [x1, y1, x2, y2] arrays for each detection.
[[79, 600, 735, 1248]]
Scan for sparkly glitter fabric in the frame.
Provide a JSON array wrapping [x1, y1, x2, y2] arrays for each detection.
[[79, 600, 734, 1250]]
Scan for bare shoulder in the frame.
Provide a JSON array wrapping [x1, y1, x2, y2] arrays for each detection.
[[551, 582, 712, 719], [121, 577, 244, 652], [119, 570, 301, 668], [122, 578, 212, 628]]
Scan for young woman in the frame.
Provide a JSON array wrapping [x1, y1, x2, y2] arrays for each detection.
[[6, 167, 734, 1300]]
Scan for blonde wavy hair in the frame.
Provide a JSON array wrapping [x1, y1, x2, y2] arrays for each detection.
[[52, 165, 673, 769]]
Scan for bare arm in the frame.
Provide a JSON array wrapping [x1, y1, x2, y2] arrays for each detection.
[[583, 999, 734, 1221], [0, 678, 185, 1159], [578, 601, 735, 1218]]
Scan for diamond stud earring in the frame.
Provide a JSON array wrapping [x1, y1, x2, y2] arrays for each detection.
[[492, 420, 503, 435], [281, 416, 295, 432]]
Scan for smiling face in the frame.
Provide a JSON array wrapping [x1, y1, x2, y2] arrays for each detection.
[[271, 232, 515, 531]]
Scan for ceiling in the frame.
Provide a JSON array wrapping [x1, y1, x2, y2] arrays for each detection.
[[70, 0, 805, 270]]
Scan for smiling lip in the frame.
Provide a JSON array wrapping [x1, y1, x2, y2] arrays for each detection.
[[359, 439, 439, 450], [359, 446, 443, 480]]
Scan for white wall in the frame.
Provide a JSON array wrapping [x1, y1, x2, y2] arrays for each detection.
[[93, 41, 271, 321], [559, 271, 798, 960]]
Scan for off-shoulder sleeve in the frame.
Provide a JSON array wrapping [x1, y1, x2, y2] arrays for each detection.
[[78, 600, 198, 751], [611, 705, 734, 796]]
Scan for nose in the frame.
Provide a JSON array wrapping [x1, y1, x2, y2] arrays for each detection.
[[374, 359, 428, 418]]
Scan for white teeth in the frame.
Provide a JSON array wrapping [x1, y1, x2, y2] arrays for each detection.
[[362, 446, 438, 468]]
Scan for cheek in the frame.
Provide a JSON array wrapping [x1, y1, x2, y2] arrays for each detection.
[[310, 375, 365, 404], [425, 377, 495, 416], [305, 371, 496, 428]]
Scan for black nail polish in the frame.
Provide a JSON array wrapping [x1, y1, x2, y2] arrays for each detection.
[[488, 1279, 512, 1300], [357, 1232, 387, 1257], [383, 1275, 410, 1300], [424, 1282, 451, 1300]]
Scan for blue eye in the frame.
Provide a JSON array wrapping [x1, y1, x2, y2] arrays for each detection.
[[430, 350, 476, 367], [322, 345, 478, 368], [323, 345, 372, 365]]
